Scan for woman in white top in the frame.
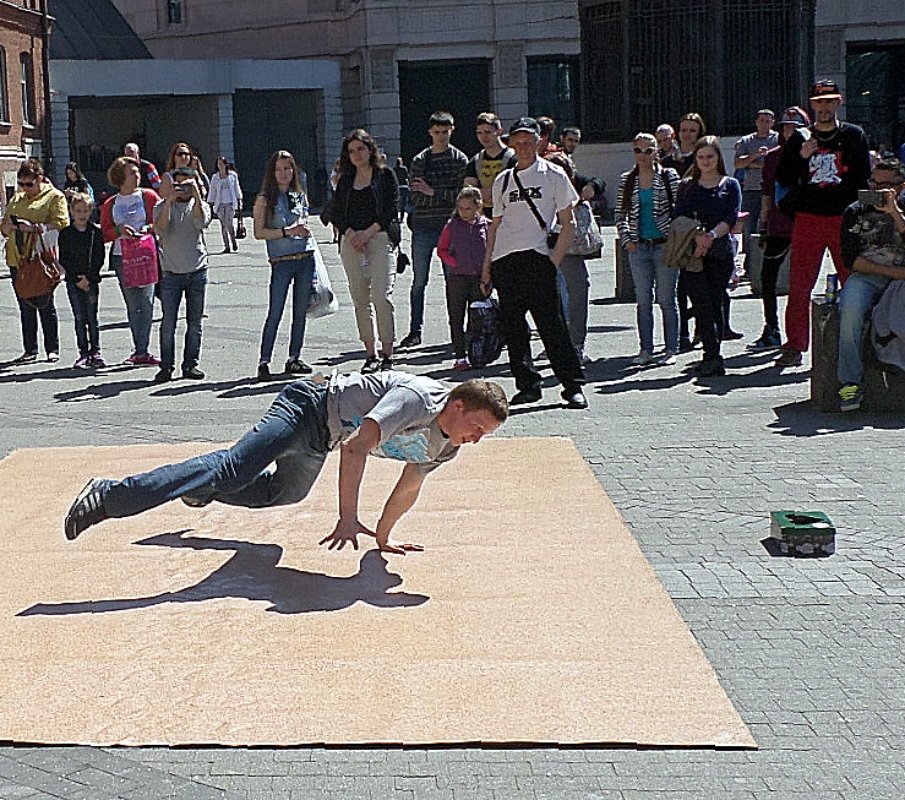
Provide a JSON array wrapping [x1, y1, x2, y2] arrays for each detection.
[[208, 156, 243, 253], [100, 156, 162, 365]]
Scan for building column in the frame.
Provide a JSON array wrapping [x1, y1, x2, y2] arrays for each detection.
[[495, 42, 527, 124], [365, 47, 401, 160], [216, 94, 235, 164], [49, 92, 70, 187]]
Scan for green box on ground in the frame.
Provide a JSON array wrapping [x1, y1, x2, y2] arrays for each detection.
[[769, 510, 836, 556]]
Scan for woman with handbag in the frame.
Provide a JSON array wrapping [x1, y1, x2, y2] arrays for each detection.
[[325, 129, 400, 373], [615, 133, 681, 365], [253, 149, 317, 381], [673, 136, 742, 377], [100, 156, 162, 366], [208, 155, 243, 254], [0, 159, 69, 364]]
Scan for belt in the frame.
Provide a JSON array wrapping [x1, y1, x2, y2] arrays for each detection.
[[639, 237, 667, 245], [270, 251, 314, 264]]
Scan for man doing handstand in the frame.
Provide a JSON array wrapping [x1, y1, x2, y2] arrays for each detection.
[[64, 372, 508, 553]]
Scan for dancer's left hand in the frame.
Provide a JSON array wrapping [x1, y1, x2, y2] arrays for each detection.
[[319, 518, 376, 551]]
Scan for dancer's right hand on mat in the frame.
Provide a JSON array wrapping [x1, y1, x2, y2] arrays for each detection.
[[319, 517, 376, 551]]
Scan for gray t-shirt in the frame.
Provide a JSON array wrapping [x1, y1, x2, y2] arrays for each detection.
[[152, 198, 212, 273], [735, 131, 779, 193], [325, 372, 457, 475]]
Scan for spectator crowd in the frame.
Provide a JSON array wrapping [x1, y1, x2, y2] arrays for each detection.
[[3, 78, 905, 414]]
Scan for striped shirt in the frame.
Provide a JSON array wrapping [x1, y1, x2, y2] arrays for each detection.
[[615, 166, 679, 247], [409, 145, 468, 228]]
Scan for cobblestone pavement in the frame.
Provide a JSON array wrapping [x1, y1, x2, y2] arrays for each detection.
[[1, 221, 902, 799]]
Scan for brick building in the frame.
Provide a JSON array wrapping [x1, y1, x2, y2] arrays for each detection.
[[0, 0, 49, 206]]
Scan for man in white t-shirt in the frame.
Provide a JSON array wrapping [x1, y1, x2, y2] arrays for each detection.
[[480, 117, 587, 409], [64, 373, 508, 554]]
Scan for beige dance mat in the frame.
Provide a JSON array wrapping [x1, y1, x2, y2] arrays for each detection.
[[0, 438, 755, 747]]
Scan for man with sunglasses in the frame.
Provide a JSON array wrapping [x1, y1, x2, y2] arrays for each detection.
[[774, 79, 871, 368], [836, 159, 905, 411]]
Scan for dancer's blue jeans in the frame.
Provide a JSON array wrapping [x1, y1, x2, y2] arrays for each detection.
[[103, 380, 330, 517]]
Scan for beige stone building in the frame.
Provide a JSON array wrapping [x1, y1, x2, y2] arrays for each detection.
[[109, 0, 582, 162]]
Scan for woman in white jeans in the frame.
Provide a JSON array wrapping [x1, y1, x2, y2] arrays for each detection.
[[208, 156, 243, 253], [325, 129, 400, 373], [615, 132, 681, 365]]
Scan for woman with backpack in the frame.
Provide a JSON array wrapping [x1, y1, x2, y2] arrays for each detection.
[[615, 132, 681, 365]]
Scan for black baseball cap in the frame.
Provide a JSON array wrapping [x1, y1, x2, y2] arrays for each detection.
[[809, 79, 842, 100], [509, 116, 541, 136]]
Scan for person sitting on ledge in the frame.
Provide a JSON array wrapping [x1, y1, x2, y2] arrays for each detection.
[[64, 373, 508, 554], [836, 158, 905, 412]]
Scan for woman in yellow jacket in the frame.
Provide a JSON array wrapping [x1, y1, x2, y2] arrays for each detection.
[[0, 159, 69, 363]]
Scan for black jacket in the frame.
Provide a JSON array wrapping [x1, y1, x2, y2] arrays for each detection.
[[328, 167, 400, 247]]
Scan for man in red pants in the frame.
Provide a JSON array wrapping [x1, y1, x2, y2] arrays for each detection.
[[774, 79, 871, 367]]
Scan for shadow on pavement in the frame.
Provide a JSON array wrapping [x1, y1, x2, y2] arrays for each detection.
[[18, 532, 428, 616], [768, 399, 905, 437]]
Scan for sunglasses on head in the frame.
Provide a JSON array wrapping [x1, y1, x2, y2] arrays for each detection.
[[633, 147, 656, 155]]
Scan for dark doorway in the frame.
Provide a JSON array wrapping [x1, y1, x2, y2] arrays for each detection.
[[398, 60, 491, 165], [233, 89, 324, 208], [846, 44, 905, 152]]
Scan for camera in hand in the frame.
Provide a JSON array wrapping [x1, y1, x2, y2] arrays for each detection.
[[858, 189, 885, 207]]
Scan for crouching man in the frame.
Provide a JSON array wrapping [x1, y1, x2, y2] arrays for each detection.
[[64, 373, 508, 553]]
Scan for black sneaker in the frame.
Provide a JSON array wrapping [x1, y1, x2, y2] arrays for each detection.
[[399, 333, 421, 350], [182, 366, 205, 380], [360, 355, 380, 374], [153, 367, 174, 383], [64, 478, 109, 540], [509, 386, 542, 406], [13, 352, 38, 364], [747, 326, 781, 351], [561, 388, 588, 409], [379, 353, 394, 371], [285, 358, 313, 375], [678, 337, 694, 354], [257, 363, 273, 381]]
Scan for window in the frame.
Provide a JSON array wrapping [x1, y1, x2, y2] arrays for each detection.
[[19, 53, 34, 126], [0, 48, 9, 123], [167, 0, 183, 24], [527, 57, 580, 129], [581, 0, 815, 141]]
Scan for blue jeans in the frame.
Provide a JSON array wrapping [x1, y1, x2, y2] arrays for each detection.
[[104, 380, 330, 517], [837, 272, 890, 386], [65, 281, 100, 356], [259, 255, 315, 364], [160, 269, 207, 371], [627, 242, 679, 353], [111, 253, 156, 357], [408, 223, 444, 336], [9, 266, 60, 356]]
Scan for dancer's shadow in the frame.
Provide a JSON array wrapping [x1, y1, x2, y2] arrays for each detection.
[[18, 531, 429, 616]]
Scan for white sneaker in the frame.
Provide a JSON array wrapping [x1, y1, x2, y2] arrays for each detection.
[[660, 350, 677, 366], [632, 350, 654, 366]]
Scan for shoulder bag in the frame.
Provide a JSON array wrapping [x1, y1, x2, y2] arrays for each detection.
[[14, 230, 63, 302]]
